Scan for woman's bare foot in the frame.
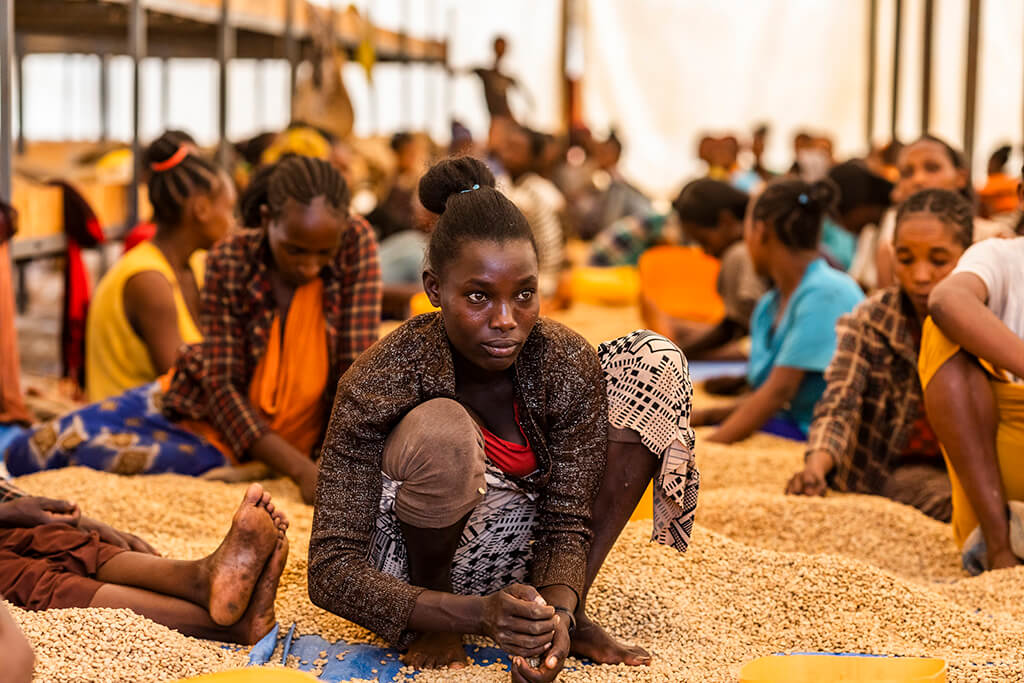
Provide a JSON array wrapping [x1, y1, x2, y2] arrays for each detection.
[[401, 632, 468, 669], [228, 534, 288, 645], [251, 484, 289, 534], [204, 483, 281, 626], [570, 613, 650, 666]]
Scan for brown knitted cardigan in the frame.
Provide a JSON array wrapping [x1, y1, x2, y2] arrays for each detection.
[[308, 313, 608, 646]]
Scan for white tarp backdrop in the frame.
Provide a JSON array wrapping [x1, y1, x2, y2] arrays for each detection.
[[582, 0, 869, 197], [14, 1, 1024, 197], [584, 0, 1024, 198]]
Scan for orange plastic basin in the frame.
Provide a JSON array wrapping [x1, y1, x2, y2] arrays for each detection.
[[638, 245, 725, 324]]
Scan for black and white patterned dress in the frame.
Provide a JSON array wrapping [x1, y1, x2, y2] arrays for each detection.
[[368, 329, 699, 595], [598, 329, 700, 552]]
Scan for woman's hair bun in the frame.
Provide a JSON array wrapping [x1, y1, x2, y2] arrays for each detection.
[[805, 178, 839, 214], [418, 156, 496, 215]]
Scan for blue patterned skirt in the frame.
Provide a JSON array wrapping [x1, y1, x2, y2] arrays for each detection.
[[4, 382, 228, 477]]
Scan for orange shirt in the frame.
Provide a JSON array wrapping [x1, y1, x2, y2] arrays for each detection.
[[978, 173, 1019, 216]]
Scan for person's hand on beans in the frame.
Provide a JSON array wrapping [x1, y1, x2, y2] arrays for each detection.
[[481, 584, 558, 658], [785, 467, 828, 497], [0, 496, 81, 528], [78, 517, 160, 555], [510, 611, 571, 683]]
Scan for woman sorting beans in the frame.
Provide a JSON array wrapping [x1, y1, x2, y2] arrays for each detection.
[[5, 156, 380, 503], [787, 189, 973, 520], [308, 157, 700, 681]]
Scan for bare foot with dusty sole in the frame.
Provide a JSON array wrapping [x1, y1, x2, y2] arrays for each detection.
[[228, 533, 289, 644], [204, 483, 282, 626]]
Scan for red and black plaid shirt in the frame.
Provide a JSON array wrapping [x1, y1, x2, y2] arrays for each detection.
[[807, 287, 942, 495], [162, 218, 381, 458]]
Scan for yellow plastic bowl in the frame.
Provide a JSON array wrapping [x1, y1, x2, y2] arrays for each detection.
[[740, 654, 947, 683], [174, 669, 320, 682]]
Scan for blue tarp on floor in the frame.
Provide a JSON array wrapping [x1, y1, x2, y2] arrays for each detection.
[[688, 360, 747, 382], [248, 623, 588, 681]]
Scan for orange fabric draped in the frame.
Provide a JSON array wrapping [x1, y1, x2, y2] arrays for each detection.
[[174, 278, 329, 462]]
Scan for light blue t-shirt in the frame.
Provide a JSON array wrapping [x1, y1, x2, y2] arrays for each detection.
[[820, 217, 857, 271], [379, 230, 429, 286], [747, 259, 865, 434]]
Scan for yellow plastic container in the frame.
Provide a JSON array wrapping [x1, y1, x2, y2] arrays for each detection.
[[409, 291, 439, 317], [740, 654, 947, 683], [629, 481, 654, 522], [567, 266, 640, 307], [174, 668, 320, 682]]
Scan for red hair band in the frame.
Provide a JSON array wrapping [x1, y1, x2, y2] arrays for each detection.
[[150, 145, 190, 172]]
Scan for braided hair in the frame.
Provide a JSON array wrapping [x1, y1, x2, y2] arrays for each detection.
[[418, 156, 535, 275], [751, 178, 839, 250], [266, 155, 350, 218], [237, 163, 277, 229], [144, 131, 221, 228], [895, 188, 974, 249], [237, 156, 350, 229]]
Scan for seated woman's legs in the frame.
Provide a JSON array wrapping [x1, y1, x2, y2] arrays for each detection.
[[382, 398, 486, 669], [572, 429, 656, 665], [582, 330, 698, 665], [88, 483, 288, 644], [924, 351, 1017, 569]]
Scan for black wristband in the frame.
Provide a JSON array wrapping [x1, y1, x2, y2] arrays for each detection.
[[554, 607, 576, 635]]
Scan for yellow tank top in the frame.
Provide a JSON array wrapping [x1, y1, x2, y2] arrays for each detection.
[[85, 241, 206, 402]]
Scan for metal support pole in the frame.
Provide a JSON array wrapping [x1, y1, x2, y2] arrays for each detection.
[[161, 57, 171, 129], [285, 0, 297, 118], [15, 263, 26, 314], [15, 45, 24, 155], [217, 0, 235, 168], [254, 60, 264, 131], [1, 0, 15, 203], [444, 7, 454, 126], [559, 0, 570, 135], [401, 0, 411, 129], [963, 0, 981, 170], [890, 0, 902, 141], [129, 0, 146, 229], [920, 0, 934, 134], [99, 54, 109, 142], [866, 0, 877, 147], [426, 0, 439, 135]]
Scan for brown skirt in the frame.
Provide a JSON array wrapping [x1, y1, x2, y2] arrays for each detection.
[[0, 523, 126, 610]]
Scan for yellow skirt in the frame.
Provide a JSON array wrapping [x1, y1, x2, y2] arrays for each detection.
[[919, 318, 1024, 548]]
